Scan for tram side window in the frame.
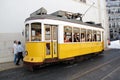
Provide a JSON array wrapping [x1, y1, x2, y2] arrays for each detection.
[[44, 24, 57, 40], [64, 26, 72, 42], [93, 30, 97, 41], [73, 27, 80, 42], [87, 30, 92, 42], [25, 24, 29, 41], [52, 26, 57, 40], [81, 29, 86, 42], [97, 31, 101, 41], [102, 31, 104, 41], [45, 25, 51, 40], [31, 23, 41, 41]]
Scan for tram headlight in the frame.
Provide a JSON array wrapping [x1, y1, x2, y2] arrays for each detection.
[[31, 58, 33, 61]]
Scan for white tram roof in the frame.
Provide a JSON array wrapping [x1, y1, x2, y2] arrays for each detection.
[[25, 11, 103, 29]]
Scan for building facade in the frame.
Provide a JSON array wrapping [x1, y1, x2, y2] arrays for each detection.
[[106, 0, 120, 40], [0, 33, 25, 63]]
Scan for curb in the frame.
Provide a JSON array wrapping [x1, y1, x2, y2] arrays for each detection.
[[0, 62, 23, 71]]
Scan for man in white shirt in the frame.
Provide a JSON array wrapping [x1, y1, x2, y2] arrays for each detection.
[[13, 40, 18, 64]]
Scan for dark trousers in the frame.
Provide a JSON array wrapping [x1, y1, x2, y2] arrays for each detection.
[[16, 52, 23, 65]]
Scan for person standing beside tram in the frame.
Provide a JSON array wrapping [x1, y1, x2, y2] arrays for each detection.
[[13, 40, 18, 64], [16, 41, 24, 65]]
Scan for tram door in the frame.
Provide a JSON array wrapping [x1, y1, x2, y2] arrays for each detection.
[[45, 24, 58, 59]]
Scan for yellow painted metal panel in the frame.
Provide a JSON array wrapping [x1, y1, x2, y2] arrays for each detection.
[[24, 41, 104, 62], [58, 42, 104, 59], [24, 42, 45, 62], [23, 56, 43, 63]]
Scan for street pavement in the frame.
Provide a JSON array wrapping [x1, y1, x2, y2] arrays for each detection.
[[0, 49, 109, 72], [0, 49, 120, 80], [0, 61, 23, 71]]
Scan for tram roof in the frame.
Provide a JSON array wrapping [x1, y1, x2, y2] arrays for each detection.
[[25, 14, 103, 29]]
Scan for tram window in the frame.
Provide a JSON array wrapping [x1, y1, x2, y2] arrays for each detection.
[[45, 25, 51, 40], [81, 29, 86, 42], [25, 24, 29, 41], [102, 31, 104, 41], [31, 23, 41, 41], [46, 43, 50, 55], [53, 26, 57, 40], [93, 30, 97, 41], [97, 31, 101, 41], [73, 27, 80, 42], [45, 25, 58, 40], [87, 30, 92, 42], [64, 26, 72, 42]]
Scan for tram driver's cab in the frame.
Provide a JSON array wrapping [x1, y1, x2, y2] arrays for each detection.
[[24, 22, 58, 63]]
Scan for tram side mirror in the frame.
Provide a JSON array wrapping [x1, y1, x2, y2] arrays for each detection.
[[22, 30, 24, 36]]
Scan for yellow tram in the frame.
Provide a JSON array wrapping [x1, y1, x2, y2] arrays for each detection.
[[23, 8, 104, 69]]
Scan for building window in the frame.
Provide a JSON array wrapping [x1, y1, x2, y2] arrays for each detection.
[[74, 0, 86, 3], [110, 0, 117, 1], [80, 0, 86, 3]]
